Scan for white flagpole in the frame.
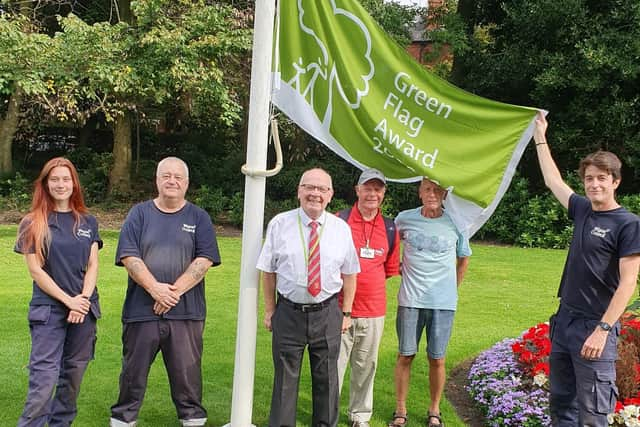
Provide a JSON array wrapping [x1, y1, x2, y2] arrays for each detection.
[[226, 1, 276, 426]]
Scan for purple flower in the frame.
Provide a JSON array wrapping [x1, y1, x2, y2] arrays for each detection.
[[467, 338, 552, 426]]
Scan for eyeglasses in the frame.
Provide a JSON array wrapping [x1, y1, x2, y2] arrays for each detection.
[[159, 173, 186, 182], [299, 184, 331, 194]]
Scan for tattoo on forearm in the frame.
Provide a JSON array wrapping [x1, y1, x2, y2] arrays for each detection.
[[188, 260, 206, 281], [128, 260, 145, 278]]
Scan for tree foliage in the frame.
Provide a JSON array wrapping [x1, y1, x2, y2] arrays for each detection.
[[0, 0, 251, 189], [359, 0, 425, 46], [42, 0, 251, 126], [450, 0, 640, 194]]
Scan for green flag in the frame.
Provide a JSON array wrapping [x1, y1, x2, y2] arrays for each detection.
[[272, 0, 541, 235]]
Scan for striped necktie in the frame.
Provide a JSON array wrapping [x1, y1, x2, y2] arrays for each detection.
[[307, 221, 321, 297]]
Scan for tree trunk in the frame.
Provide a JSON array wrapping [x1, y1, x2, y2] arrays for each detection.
[[108, 112, 132, 195], [0, 89, 23, 175], [117, 0, 132, 23]]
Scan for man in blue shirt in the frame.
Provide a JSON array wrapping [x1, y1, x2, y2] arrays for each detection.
[[110, 157, 221, 427], [534, 113, 640, 426], [389, 178, 471, 427]]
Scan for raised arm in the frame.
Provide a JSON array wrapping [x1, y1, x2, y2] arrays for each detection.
[[534, 113, 574, 209]]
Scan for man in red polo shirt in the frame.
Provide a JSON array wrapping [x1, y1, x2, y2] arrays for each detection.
[[337, 169, 401, 427]]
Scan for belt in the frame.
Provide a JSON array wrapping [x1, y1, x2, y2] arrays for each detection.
[[277, 293, 337, 313]]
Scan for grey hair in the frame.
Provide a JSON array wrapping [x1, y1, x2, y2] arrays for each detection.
[[299, 167, 333, 188], [156, 157, 189, 179]]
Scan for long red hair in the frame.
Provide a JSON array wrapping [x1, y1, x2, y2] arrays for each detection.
[[18, 157, 88, 266]]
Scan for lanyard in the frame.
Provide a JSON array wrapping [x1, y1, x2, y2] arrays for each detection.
[[361, 211, 379, 248], [297, 212, 326, 267]]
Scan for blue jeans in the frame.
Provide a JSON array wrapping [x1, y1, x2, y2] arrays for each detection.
[[549, 305, 619, 427], [396, 306, 455, 359]]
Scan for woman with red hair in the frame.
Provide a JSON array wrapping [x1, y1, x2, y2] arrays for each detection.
[[15, 157, 102, 427]]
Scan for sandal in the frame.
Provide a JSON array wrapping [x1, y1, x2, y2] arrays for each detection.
[[427, 413, 444, 427], [388, 412, 408, 427]]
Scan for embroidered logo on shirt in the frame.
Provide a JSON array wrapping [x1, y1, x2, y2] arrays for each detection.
[[77, 228, 92, 238], [590, 226, 610, 238], [182, 223, 196, 233]]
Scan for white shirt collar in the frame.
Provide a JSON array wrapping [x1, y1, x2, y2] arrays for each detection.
[[298, 208, 326, 227]]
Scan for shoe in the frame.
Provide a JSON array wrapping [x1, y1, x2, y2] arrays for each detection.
[[180, 418, 207, 427], [388, 412, 408, 427], [427, 413, 444, 427], [110, 418, 137, 427], [351, 421, 370, 427]]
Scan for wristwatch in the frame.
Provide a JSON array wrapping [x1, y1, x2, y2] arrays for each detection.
[[342, 311, 352, 318], [598, 321, 612, 332]]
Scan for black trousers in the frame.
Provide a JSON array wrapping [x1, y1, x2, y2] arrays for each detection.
[[269, 296, 342, 427], [110, 319, 206, 423]]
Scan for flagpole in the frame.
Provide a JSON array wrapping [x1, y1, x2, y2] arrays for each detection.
[[226, 1, 276, 426]]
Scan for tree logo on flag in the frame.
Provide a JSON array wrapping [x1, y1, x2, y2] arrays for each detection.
[[285, 0, 374, 131]]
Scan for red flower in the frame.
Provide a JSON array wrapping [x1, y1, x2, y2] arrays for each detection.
[[515, 316, 640, 413], [533, 362, 550, 376], [520, 350, 535, 363]]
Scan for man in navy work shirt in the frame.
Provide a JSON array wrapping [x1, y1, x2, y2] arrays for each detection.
[[534, 113, 640, 426], [110, 157, 221, 427], [257, 168, 360, 427]]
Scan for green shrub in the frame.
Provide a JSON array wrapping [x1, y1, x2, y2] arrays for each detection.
[[67, 147, 113, 204], [328, 197, 349, 214], [0, 172, 32, 210], [515, 195, 573, 249], [620, 194, 640, 216], [193, 185, 228, 222], [264, 197, 299, 225], [475, 175, 531, 243], [227, 192, 244, 227], [476, 173, 575, 248], [475, 172, 640, 248]]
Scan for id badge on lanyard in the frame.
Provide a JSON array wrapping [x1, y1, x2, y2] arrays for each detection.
[[360, 246, 375, 259]]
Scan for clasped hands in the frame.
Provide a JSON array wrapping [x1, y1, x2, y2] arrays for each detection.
[[151, 282, 181, 315], [66, 294, 91, 324]]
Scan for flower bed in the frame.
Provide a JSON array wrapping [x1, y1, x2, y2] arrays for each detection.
[[467, 314, 640, 427]]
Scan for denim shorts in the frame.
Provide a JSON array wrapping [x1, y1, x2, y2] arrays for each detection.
[[396, 306, 455, 359]]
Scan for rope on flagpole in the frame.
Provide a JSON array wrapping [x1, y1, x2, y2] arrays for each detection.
[[241, 117, 283, 177]]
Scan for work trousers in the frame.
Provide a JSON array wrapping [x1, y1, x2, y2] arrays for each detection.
[[110, 319, 206, 425], [337, 316, 385, 422], [269, 296, 342, 427], [549, 305, 619, 427], [18, 304, 97, 427]]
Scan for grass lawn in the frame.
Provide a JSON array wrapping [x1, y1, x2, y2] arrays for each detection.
[[0, 225, 566, 426]]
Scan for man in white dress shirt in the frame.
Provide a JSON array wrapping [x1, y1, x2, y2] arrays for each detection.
[[257, 168, 360, 427]]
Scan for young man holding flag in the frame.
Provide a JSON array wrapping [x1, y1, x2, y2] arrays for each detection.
[[534, 113, 640, 426]]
